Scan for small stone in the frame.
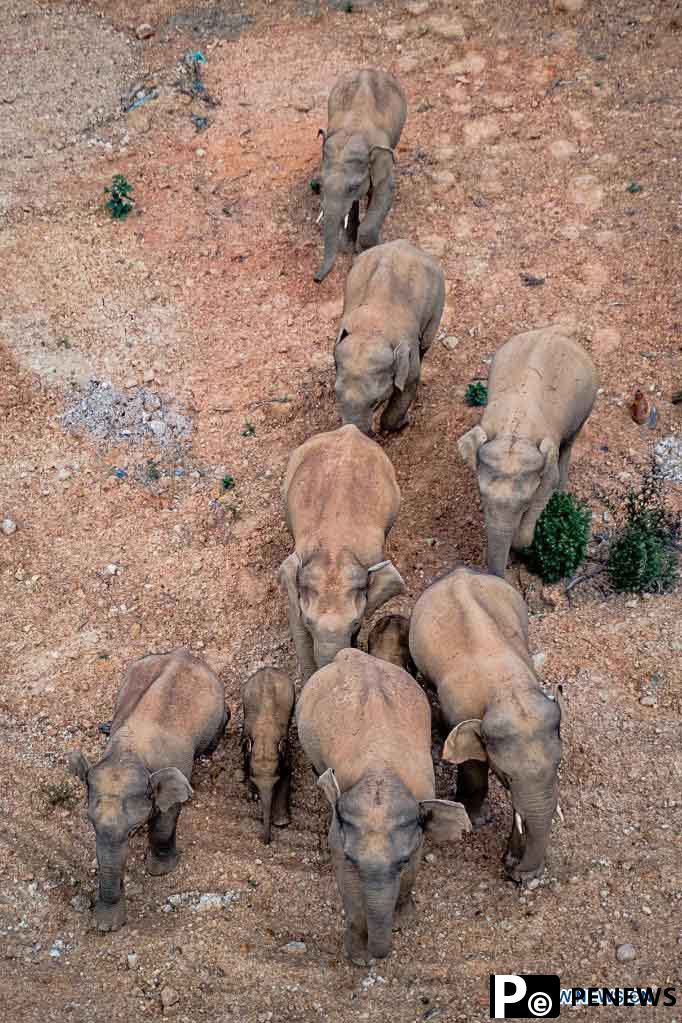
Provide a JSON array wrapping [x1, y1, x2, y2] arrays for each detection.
[[550, 0, 585, 10], [616, 943, 636, 962], [49, 939, 65, 958], [150, 419, 166, 439], [104, 563, 119, 576], [130, 623, 141, 639], [124, 377, 137, 389], [532, 651, 546, 673], [442, 335, 460, 351], [424, 853, 436, 864], [602, 510, 611, 523], [135, 23, 154, 39], [57, 467, 72, 481], [641, 905, 652, 915], [639, 695, 657, 707], [160, 987, 179, 1010], [70, 893, 91, 913], [1, 518, 17, 536], [526, 878, 541, 890], [142, 369, 155, 383], [282, 941, 307, 954], [127, 953, 139, 969], [196, 148, 206, 157]]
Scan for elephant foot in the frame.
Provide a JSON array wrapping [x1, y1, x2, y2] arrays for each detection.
[[94, 898, 127, 933], [357, 229, 379, 253], [273, 813, 290, 828], [394, 895, 416, 929], [146, 849, 180, 876], [505, 860, 545, 885], [345, 932, 370, 967], [380, 413, 410, 433], [467, 802, 493, 831]]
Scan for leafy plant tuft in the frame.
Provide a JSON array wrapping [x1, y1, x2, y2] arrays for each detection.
[[520, 492, 591, 584], [104, 174, 134, 219], [465, 381, 488, 407], [607, 463, 679, 593]]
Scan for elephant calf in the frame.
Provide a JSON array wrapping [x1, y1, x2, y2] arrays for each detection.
[[409, 566, 562, 883], [68, 649, 228, 932], [242, 667, 296, 845], [315, 68, 407, 282], [335, 239, 445, 434], [367, 613, 414, 675], [458, 323, 598, 577], [296, 648, 470, 965], [280, 424, 405, 679]]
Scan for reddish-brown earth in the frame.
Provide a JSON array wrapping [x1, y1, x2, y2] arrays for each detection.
[[1, 2, 680, 1021]]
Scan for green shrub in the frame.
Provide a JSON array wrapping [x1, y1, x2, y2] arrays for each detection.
[[465, 381, 488, 407], [607, 463, 679, 593], [520, 492, 591, 584], [104, 174, 134, 220]]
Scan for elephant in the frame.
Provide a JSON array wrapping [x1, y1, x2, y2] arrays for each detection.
[[334, 240, 445, 434], [242, 667, 296, 844], [296, 648, 471, 965], [314, 68, 407, 283], [409, 565, 562, 883], [279, 424, 405, 680], [367, 613, 414, 675], [68, 649, 228, 932], [457, 323, 598, 577]]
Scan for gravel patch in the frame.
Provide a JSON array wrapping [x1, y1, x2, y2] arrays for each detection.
[[60, 381, 192, 447], [654, 434, 682, 481]]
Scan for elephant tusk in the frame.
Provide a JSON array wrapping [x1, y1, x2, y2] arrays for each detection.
[[514, 811, 524, 835], [344, 214, 349, 230], [555, 802, 564, 823], [316, 209, 324, 224]]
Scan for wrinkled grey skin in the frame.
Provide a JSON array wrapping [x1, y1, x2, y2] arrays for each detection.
[[458, 324, 598, 577], [315, 69, 407, 283], [409, 566, 563, 883], [296, 649, 470, 964], [367, 614, 414, 675], [280, 425, 405, 680], [242, 667, 296, 845], [334, 240, 445, 434], [68, 649, 228, 932]]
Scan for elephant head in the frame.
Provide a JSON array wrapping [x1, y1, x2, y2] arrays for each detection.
[[334, 329, 412, 434], [279, 549, 404, 678], [314, 131, 395, 283], [458, 427, 560, 577], [318, 768, 470, 963], [242, 734, 287, 846], [68, 750, 192, 931], [443, 688, 562, 882], [367, 613, 414, 675]]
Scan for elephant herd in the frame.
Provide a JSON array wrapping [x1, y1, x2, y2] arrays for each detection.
[[67, 68, 600, 965]]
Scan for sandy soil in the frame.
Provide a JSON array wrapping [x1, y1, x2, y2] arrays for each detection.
[[1, 1, 681, 1021]]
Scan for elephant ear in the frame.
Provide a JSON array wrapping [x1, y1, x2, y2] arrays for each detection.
[[442, 719, 487, 764], [369, 145, 395, 187], [335, 326, 349, 347], [366, 560, 405, 616], [150, 768, 193, 813], [420, 799, 471, 843], [457, 425, 487, 471], [317, 767, 341, 806], [393, 343, 411, 392], [278, 552, 302, 614], [68, 751, 90, 784]]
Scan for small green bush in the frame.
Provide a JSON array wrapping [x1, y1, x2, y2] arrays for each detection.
[[104, 174, 134, 220], [607, 463, 679, 593], [222, 474, 235, 491], [465, 381, 488, 407], [520, 492, 591, 584]]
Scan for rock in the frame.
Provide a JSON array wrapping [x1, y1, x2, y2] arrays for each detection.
[[424, 852, 436, 864], [442, 336, 461, 351], [124, 377, 137, 389], [104, 563, 119, 576], [550, 0, 585, 10], [135, 23, 154, 40], [427, 14, 466, 40], [282, 941, 307, 954], [142, 369, 155, 384], [639, 694, 657, 707], [193, 893, 226, 912], [70, 893, 91, 913], [57, 467, 72, 481], [1, 518, 17, 536], [49, 939, 65, 958], [532, 651, 546, 673], [150, 419, 166, 439], [127, 953, 139, 969], [526, 878, 541, 890], [160, 987, 179, 1010], [616, 943, 636, 962], [130, 623, 141, 639]]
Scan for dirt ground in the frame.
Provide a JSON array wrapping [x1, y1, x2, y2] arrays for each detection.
[[1, 1, 681, 1020]]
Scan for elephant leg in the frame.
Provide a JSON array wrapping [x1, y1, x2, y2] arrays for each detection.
[[201, 708, 229, 756], [330, 849, 368, 965], [358, 175, 395, 252], [146, 806, 181, 875], [344, 200, 360, 249], [455, 760, 490, 829], [272, 767, 291, 828], [380, 378, 419, 432], [558, 433, 577, 491], [287, 606, 317, 680]]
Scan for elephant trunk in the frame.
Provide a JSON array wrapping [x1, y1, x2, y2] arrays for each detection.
[[257, 780, 275, 846], [339, 401, 374, 436], [288, 607, 317, 681], [485, 511, 522, 577], [315, 207, 343, 283], [313, 631, 353, 669], [513, 785, 557, 874], [96, 837, 128, 904], [364, 872, 400, 960]]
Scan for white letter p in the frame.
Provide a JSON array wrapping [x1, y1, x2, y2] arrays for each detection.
[[492, 975, 527, 1019]]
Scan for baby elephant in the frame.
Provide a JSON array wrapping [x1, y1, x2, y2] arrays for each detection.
[[315, 68, 407, 282], [335, 240, 445, 434], [68, 649, 228, 932], [458, 323, 598, 577], [280, 424, 405, 680], [297, 648, 470, 965], [410, 566, 562, 883], [242, 667, 296, 845], [367, 613, 414, 675]]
